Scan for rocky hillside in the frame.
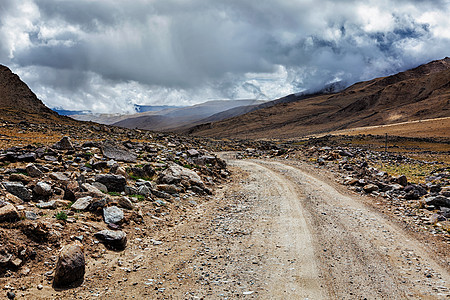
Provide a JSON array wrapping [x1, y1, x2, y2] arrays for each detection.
[[185, 57, 450, 139], [0, 65, 74, 124]]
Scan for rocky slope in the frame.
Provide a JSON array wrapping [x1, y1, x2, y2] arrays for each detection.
[[186, 57, 450, 139], [0, 65, 74, 124]]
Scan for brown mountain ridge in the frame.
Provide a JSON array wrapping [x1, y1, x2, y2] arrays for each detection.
[[184, 57, 450, 139], [0, 65, 74, 124]]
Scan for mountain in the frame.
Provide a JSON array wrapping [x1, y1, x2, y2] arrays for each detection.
[[185, 57, 450, 139], [0, 65, 71, 123], [112, 99, 266, 131]]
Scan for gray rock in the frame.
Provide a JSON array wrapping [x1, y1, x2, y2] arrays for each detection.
[[94, 230, 127, 250], [26, 163, 43, 178], [50, 172, 70, 182], [101, 141, 137, 163], [71, 196, 94, 211], [0, 202, 20, 222], [25, 211, 38, 220], [187, 149, 200, 157], [36, 200, 57, 209], [53, 242, 85, 288], [95, 174, 127, 192], [157, 184, 183, 194], [91, 182, 108, 193], [80, 183, 104, 198], [158, 164, 204, 187], [33, 182, 52, 196], [425, 196, 450, 208], [2, 181, 31, 201], [17, 152, 36, 162], [103, 206, 124, 224], [53, 136, 74, 150], [137, 185, 151, 196]]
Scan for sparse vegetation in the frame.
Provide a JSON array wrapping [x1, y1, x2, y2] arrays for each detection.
[[55, 211, 68, 221]]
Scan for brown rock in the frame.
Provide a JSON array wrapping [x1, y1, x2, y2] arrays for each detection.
[[0, 202, 20, 222], [53, 242, 85, 288]]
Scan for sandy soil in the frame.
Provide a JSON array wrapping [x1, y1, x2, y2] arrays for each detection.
[[16, 155, 450, 299]]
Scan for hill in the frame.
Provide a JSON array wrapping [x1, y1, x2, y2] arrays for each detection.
[[112, 99, 266, 131], [185, 57, 450, 139], [0, 65, 73, 124]]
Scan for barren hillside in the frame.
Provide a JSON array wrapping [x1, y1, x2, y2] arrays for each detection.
[[185, 57, 450, 139]]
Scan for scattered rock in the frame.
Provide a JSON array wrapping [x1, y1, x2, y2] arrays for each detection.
[[33, 182, 52, 196], [103, 206, 124, 224], [53, 136, 74, 150], [70, 196, 94, 211], [53, 242, 85, 288], [94, 230, 127, 250], [95, 174, 127, 192], [101, 141, 137, 163], [2, 182, 31, 201], [0, 202, 20, 222]]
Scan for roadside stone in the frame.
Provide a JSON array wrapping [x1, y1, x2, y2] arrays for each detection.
[[101, 141, 137, 163], [0, 202, 20, 222], [53, 242, 85, 288], [36, 200, 57, 209], [94, 230, 127, 250], [26, 163, 43, 177], [103, 206, 124, 224], [53, 136, 74, 150], [117, 197, 134, 210], [363, 184, 379, 193], [157, 184, 183, 194], [33, 182, 52, 197], [158, 164, 203, 187], [70, 196, 94, 211], [425, 196, 450, 208], [2, 182, 31, 201], [95, 174, 127, 192]]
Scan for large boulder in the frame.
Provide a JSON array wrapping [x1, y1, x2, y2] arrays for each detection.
[[53, 242, 85, 288], [101, 141, 137, 163], [94, 230, 127, 250], [2, 182, 31, 201], [158, 164, 204, 187], [95, 174, 127, 192]]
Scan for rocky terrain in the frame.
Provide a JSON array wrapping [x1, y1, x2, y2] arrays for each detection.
[[0, 121, 229, 298]]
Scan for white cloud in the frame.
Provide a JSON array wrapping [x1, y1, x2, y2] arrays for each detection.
[[0, 0, 449, 113]]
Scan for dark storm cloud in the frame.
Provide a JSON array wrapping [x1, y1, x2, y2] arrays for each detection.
[[0, 0, 449, 113]]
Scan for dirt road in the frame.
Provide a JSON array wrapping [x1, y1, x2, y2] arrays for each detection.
[[36, 156, 450, 299]]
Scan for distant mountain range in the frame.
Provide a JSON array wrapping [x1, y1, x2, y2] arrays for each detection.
[[184, 57, 450, 139], [70, 99, 267, 131]]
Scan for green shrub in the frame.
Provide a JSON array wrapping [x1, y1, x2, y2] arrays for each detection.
[[55, 211, 67, 221]]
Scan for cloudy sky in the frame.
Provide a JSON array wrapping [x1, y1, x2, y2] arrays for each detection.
[[0, 0, 449, 113]]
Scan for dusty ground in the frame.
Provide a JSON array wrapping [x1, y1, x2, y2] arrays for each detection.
[[6, 154, 450, 299]]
